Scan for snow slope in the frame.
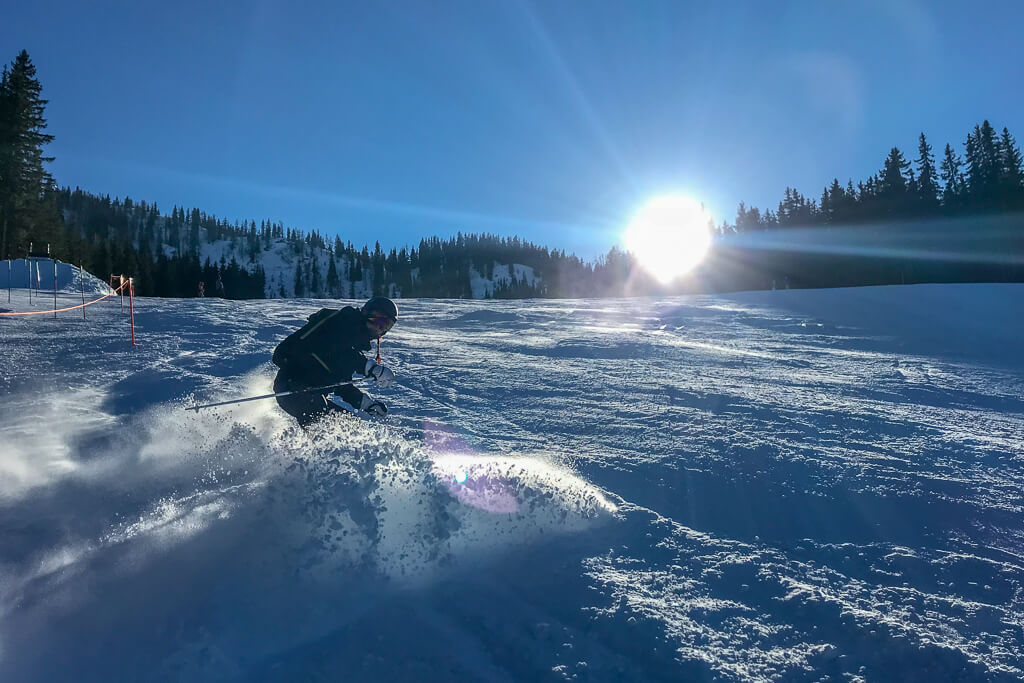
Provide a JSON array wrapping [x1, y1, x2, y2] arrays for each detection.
[[0, 284, 1022, 681]]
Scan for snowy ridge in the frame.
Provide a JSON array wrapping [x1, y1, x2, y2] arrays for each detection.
[[469, 261, 538, 299], [194, 236, 537, 300], [196, 237, 363, 299], [1, 284, 1022, 681]]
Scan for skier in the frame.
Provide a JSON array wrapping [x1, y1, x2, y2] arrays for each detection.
[[271, 296, 397, 425]]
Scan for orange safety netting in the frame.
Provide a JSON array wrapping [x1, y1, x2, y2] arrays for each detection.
[[0, 279, 130, 317]]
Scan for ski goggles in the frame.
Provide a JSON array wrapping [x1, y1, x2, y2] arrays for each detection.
[[368, 315, 396, 334]]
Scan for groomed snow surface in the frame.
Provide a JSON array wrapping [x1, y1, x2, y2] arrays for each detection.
[[1, 281, 1023, 682]]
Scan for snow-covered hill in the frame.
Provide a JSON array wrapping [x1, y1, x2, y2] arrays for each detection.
[[1, 284, 1022, 681], [192, 236, 539, 299], [469, 261, 537, 299], [196, 236, 359, 299]]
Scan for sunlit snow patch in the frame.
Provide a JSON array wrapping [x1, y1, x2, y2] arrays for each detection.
[[433, 455, 520, 513], [431, 453, 617, 519], [422, 419, 616, 516]]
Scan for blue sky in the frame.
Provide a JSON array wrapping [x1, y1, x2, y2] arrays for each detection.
[[4, 1, 1023, 259]]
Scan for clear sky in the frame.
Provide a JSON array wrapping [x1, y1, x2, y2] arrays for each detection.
[[4, 1, 1023, 259]]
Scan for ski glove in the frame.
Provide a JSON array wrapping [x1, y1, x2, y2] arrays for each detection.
[[364, 359, 395, 387], [360, 395, 389, 417]]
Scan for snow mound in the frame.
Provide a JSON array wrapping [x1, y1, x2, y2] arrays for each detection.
[[0, 259, 110, 297]]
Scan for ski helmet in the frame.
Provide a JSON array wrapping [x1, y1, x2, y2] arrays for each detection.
[[362, 296, 398, 321]]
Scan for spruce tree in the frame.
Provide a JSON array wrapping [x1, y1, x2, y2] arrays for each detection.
[[997, 127, 1024, 208], [940, 143, 965, 212], [326, 254, 339, 296], [189, 207, 201, 253], [828, 178, 850, 223], [914, 133, 940, 212], [964, 121, 1000, 208], [0, 50, 57, 258], [309, 257, 322, 296], [293, 261, 304, 297], [879, 147, 911, 200]]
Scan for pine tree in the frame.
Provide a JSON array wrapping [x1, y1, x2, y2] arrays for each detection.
[[914, 133, 940, 212], [293, 261, 305, 298], [326, 254, 339, 296], [819, 187, 832, 224], [940, 143, 965, 212], [964, 121, 1000, 208], [997, 127, 1024, 208], [309, 257, 322, 296], [189, 207, 201, 253], [827, 178, 852, 223], [878, 147, 912, 211], [0, 50, 57, 258]]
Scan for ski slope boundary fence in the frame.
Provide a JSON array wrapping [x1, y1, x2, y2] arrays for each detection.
[[0, 273, 137, 346]]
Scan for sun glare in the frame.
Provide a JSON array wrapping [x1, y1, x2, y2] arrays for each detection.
[[623, 195, 713, 284]]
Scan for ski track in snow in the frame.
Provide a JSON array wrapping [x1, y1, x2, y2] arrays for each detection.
[[0, 283, 1023, 681]]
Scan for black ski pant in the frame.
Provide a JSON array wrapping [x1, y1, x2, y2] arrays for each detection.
[[273, 371, 365, 427]]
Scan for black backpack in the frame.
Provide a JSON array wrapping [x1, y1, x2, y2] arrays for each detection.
[[272, 308, 341, 368]]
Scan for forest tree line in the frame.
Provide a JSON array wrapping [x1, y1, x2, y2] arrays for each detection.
[[3, 49, 1023, 299], [712, 123, 1024, 291], [0, 50, 626, 299]]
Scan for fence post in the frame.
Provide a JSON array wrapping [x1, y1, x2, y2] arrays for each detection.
[[81, 264, 86, 320], [129, 277, 136, 347]]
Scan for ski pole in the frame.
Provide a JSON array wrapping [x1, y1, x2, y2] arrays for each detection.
[[185, 381, 359, 412]]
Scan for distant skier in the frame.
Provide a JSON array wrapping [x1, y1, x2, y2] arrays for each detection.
[[198, 281, 205, 297], [216, 273, 225, 298], [271, 296, 397, 425]]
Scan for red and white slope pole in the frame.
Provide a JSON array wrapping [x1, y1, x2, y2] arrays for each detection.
[[129, 277, 136, 347], [81, 264, 86, 320], [51, 247, 57, 319]]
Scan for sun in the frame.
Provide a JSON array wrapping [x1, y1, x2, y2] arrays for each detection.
[[623, 195, 713, 284]]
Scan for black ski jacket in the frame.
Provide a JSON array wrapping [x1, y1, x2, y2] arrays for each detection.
[[272, 306, 372, 385]]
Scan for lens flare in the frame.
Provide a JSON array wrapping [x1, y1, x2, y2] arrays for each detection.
[[623, 195, 713, 283], [454, 470, 468, 484]]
